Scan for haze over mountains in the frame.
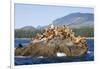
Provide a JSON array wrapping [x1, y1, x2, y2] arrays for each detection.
[[16, 12, 94, 30], [20, 26, 36, 30]]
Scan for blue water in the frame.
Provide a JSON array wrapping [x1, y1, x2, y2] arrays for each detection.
[[15, 38, 94, 65]]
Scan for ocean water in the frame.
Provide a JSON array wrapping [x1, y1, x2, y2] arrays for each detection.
[[15, 38, 94, 65]]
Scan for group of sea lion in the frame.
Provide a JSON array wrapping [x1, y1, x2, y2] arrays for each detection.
[[15, 24, 88, 57], [32, 25, 86, 46]]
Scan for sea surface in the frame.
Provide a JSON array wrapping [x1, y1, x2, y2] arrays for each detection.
[[15, 38, 94, 65]]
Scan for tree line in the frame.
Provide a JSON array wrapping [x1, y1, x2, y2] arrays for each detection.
[[15, 27, 94, 38]]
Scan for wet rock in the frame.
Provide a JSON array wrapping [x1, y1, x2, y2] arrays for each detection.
[[15, 25, 88, 57]]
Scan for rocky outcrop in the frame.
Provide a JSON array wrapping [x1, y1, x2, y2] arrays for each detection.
[[15, 25, 88, 57]]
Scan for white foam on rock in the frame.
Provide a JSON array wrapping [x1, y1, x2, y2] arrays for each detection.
[[57, 52, 66, 57], [15, 56, 31, 58], [37, 56, 44, 58], [87, 51, 92, 54]]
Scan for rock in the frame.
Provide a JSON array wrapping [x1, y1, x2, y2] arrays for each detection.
[[15, 38, 87, 57], [15, 43, 57, 57], [15, 25, 88, 57]]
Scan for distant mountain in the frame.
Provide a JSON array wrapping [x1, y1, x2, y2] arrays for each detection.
[[15, 26, 38, 38], [36, 25, 42, 29], [20, 26, 36, 31], [53, 13, 94, 28]]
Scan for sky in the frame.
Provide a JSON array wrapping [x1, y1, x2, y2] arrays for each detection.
[[15, 3, 94, 29]]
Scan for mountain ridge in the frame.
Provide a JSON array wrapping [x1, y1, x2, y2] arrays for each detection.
[[53, 12, 94, 28]]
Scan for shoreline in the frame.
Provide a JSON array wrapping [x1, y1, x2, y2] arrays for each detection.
[[15, 37, 94, 40], [86, 37, 94, 39], [15, 38, 31, 40]]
